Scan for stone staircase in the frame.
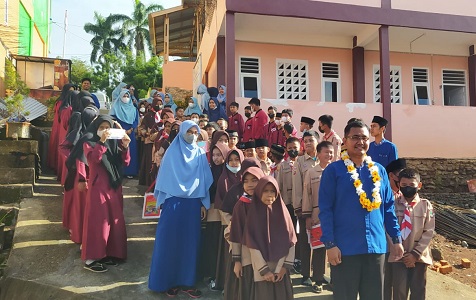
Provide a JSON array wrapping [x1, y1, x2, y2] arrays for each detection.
[[0, 140, 37, 203]]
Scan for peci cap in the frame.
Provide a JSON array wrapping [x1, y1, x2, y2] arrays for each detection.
[[371, 116, 388, 127], [300, 116, 315, 126]]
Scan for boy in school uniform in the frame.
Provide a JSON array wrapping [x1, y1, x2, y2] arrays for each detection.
[[301, 141, 334, 293], [242, 106, 253, 142], [389, 168, 435, 300], [228, 102, 245, 140]]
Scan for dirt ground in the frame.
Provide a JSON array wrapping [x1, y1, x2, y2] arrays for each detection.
[[431, 233, 476, 289]]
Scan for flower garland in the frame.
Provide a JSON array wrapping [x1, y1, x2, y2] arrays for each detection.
[[341, 151, 382, 212]]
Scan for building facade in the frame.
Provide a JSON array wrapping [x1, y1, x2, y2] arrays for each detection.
[[150, 0, 476, 158]]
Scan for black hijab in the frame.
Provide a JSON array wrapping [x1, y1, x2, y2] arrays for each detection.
[[56, 83, 75, 104], [65, 115, 124, 191]]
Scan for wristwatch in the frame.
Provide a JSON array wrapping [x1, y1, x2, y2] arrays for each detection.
[[324, 241, 337, 249], [391, 236, 403, 244]]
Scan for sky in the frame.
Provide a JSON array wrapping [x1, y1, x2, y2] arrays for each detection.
[[49, 0, 181, 61]]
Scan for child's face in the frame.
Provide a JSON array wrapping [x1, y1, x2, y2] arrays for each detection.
[[230, 106, 238, 114], [261, 183, 277, 205], [303, 136, 318, 153], [206, 127, 215, 137], [217, 134, 229, 144], [244, 148, 256, 158], [286, 141, 300, 152], [176, 108, 184, 117], [228, 153, 241, 168], [212, 148, 225, 165], [209, 100, 217, 110], [243, 173, 259, 196], [229, 136, 238, 147], [399, 177, 420, 189], [256, 146, 268, 160], [317, 146, 334, 164], [164, 122, 172, 134]]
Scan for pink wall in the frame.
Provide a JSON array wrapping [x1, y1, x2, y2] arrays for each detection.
[[163, 61, 195, 90], [235, 41, 353, 102], [392, 0, 476, 17], [313, 0, 380, 7]]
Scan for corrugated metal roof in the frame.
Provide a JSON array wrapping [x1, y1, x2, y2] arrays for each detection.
[[0, 97, 47, 121]]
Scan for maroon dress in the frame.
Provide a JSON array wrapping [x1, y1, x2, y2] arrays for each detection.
[[47, 101, 62, 172], [57, 107, 72, 182], [81, 142, 130, 261]]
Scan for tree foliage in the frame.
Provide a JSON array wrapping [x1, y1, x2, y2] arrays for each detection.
[[70, 58, 94, 87]]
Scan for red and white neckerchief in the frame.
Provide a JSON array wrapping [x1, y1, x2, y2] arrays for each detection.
[[154, 111, 161, 123], [160, 131, 169, 140], [323, 130, 334, 141], [400, 201, 416, 240], [270, 163, 278, 177], [239, 194, 252, 203]]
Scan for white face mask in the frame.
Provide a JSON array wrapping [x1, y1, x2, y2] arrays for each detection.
[[97, 130, 105, 138], [226, 164, 241, 174], [281, 116, 288, 123], [189, 103, 194, 108], [191, 117, 199, 124], [139, 107, 145, 113], [275, 119, 281, 126], [121, 96, 130, 103]]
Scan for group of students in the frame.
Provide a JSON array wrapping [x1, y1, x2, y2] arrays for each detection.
[[48, 79, 435, 299]]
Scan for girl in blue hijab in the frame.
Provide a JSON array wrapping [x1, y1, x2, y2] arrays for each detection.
[[204, 98, 227, 122], [163, 93, 177, 113], [184, 96, 203, 116], [148, 89, 158, 104], [112, 82, 127, 103], [217, 85, 226, 109], [149, 120, 213, 298], [110, 90, 139, 177], [197, 84, 210, 111]]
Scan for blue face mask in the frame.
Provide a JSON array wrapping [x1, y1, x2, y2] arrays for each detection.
[[226, 163, 241, 174]]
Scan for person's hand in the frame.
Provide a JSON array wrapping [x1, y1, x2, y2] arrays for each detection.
[[305, 217, 312, 230], [77, 182, 88, 192], [200, 206, 207, 220], [122, 133, 131, 148], [233, 262, 242, 278], [392, 243, 404, 261], [263, 271, 275, 282], [402, 253, 417, 268], [275, 267, 286, 282], [327, 246, 342, 266], [100, 129, 111, 143]]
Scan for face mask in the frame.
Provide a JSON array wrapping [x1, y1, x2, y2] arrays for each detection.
[[400, 186, 418, 199], [191, 117, 199, 124], [275, 120, 281, 126], [154, 105, 160, 111], [281, 116, 288, 123], [139, 107, 146, 113], [197, 141, 207, 149], [97, 130, 105, 138], [183, 133, 197, 144], [318, 126, 324, 134], [189, 103, 194, 108], [121, 96, 130, 103], [287, 149, 299, 158], [226, 163, 241, 174], [158, 105, 163, 109], [245, 112, 251, 118], [268, 113, 275, 119]]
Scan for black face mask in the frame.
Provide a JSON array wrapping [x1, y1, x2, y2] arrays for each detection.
[[318, 127, 325, 134], [245, 112, 251, 118], [400, 186, 418, 199], [154, 105, 160, 111], [268, 113, 275, 119], [287, 150, 299, 158]]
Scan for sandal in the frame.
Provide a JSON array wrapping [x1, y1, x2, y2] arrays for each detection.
[[166, 288, 179, 297], [312, 284, 323, 293], [181, 288, 202, 298], [99, 257, 118, 266], [83, 261, 107, 273]]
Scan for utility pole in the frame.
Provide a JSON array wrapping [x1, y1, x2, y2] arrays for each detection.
[[62, 10, 67, 58]]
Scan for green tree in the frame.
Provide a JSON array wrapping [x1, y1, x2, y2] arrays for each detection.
[[83, 12, 126, 64], [110, 0, 163, 57], [70, 58, 94, 87], [120, 50, 162, 98], [92, 52, 125, 97]]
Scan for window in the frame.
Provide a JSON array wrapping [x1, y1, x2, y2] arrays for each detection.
[[321, 62, 340, 102], [240, 57, 260, 98], [412, 68, 431, 105], [277, 59, 308, 100], [373, 65, 401, 104], [442, 70, 466, 106]]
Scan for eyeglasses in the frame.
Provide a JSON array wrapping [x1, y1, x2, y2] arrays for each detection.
[[347, 135, 370, 142]]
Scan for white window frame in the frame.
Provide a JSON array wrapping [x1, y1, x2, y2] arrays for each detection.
[[412, 67, 431, 105], [321, 62, 341, 102], [373, 65, 402, 104], [276, 58, 309, 101], [442, 69, 467, 107], [239, 56, 261, 98]]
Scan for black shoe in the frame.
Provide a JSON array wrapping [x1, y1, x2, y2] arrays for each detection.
[[312, 284, 323, 293], [99, 257, 118, 266], [84, 261, 107, 273], [293, 260, 302, 274]]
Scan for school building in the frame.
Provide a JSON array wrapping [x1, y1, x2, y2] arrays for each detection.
[[149, 0, 476, 158]]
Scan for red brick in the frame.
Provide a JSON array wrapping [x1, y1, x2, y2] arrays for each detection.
[[461, 258, 471, 268], [439, 265, 453, 274], [440, 260, 449, 266]]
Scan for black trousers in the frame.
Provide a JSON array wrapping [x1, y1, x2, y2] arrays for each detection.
[[331, 254, 385, 300], [297, 217, 326, 282], [391, 262, 427, 300], [286, 204, 299, 260]]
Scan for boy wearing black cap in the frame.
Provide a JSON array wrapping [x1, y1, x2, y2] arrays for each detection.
[[242, 106, 253, 142], [300, 116, 316, 152], [255, 138, 272, 175], [318, 114, 342, 161], [269, 143, 285, 178], [292, 130, 320, 286], [368, 116, 398, 167], [226, 130, 239, 150], [243, 140, 256, 158], [227, 102, 245, 141]]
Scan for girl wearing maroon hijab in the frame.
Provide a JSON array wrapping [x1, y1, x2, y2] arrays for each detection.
[[244, 176, 297, 300], [228, 166, 265, 300]]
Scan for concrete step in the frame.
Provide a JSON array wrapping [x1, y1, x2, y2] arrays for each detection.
[[0, 168, 35, 185], [0, 140, 38, 155], [0, 154, 36, 169], [0, 184, 33, 203]]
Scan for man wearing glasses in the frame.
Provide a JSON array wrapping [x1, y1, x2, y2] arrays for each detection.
[[368, 116, 398, 168], [318, 120, 403, 300]]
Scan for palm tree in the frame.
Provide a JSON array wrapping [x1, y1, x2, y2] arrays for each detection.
[[84, 12, 126, 64], [110, 0, 163, 57]]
